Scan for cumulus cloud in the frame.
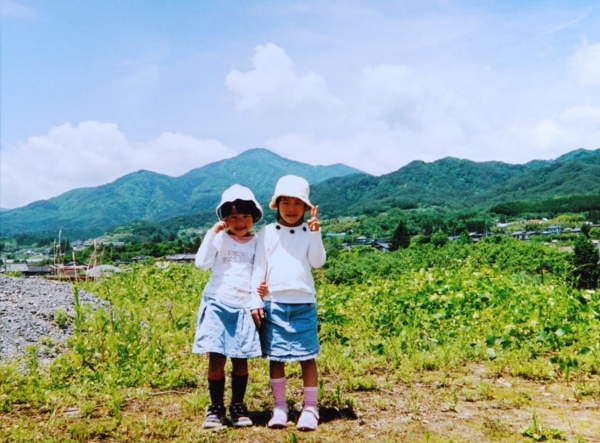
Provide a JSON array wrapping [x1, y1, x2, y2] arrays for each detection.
[[466, 104, 600, 164], [530, 105, 600, 149], [134, 132, 234, 173], [264, 129, 424, 177], [251, 57, 471, 175], [569, 41, 600, 88], [0, 121, 236, 209], [225, 43, 341, 114]]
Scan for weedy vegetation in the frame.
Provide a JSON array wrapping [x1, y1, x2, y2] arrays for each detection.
[[1, 236, 599, 442]]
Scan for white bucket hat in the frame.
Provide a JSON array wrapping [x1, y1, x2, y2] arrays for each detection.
[[216, 184, 263, 222], [269, 175, 313, 210]]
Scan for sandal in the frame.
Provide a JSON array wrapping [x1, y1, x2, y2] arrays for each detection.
[[267, 405, 289, 429], [297, 406, 319, 431]]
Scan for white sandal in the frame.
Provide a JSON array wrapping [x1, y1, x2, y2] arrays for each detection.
[[267, 405, 289, 428], [297, 406, 319, 431]]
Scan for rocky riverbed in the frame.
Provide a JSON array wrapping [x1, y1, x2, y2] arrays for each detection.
[[0, 274, 107, 362]]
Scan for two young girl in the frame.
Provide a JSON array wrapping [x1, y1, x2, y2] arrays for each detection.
[[193, 175, 325, 431]]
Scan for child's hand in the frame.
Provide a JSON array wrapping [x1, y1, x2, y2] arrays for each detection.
[[251, 308, 264, 329], [307, 205, 320, 232], [257, 280, 268, 298], [212, 220, 228, 233]]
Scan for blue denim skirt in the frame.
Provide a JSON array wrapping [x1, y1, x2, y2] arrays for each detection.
[[261, 301, 320, 362], [192, 296, 262, 359]]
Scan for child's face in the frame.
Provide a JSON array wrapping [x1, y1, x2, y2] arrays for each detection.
[[224, 206, 253, 236], [278, 197, 306, 227]]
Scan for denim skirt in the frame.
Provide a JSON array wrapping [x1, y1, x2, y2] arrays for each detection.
[[261, 301, 320, 362], [192, 296, 262, 359]]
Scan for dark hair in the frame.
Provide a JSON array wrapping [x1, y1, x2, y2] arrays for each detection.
[[219, 199, 262, 223]]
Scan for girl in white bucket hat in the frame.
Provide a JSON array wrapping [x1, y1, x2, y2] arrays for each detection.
[[192, 184, 266, 429], [250, 175, 326, 432]]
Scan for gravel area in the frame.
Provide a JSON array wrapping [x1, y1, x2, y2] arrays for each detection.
[[0, 274, 108, 362]]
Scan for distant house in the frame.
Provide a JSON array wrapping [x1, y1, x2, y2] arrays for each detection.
[[372, 240, 390, 251], [543, 225, 562, 235], [2, 263, 52, 276], [341, 237, 391, 252], [510, 231, 529, 240], [26, 265, 53, 275], [3, 263, 29, 274], [165, 254, 196, 263]]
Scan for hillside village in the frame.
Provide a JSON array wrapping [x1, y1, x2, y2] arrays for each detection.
[[3, 217, 598, 279]]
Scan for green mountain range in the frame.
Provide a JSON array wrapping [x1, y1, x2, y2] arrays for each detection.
[[1, 147, 599, 238], [311, 148, 600, 216], [0, 148, 359, 237]]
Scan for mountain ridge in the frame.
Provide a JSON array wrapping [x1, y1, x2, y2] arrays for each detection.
[[310, 148, 600, 216], [0, 148, 361, 237], [1, 147, 599, 238]]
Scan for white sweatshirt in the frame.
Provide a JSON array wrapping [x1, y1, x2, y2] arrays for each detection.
[[251, 222, 326, 308], [195, 230, 257, 308]]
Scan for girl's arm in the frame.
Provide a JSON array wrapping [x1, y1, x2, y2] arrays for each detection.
[[194, 223, 225, 269], [307, 230, 326, 268], [250, 228, 268, 309]]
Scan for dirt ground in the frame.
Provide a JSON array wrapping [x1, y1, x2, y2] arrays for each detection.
[[322, 370, 600, 443], [3, 364, 599, 442], [98, 367, 600, 442]]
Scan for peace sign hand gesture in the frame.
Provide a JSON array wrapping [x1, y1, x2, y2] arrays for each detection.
[[307, 205, 320, 232]]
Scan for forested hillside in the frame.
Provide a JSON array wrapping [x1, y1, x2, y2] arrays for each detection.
[[0, 149, 359, 237], [1, 148, 598, 239], [311, 148, 600, 217]]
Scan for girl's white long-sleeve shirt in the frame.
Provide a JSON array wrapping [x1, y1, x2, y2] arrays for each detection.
[[195, 230, 257, 308], [251, 222, 326, 308]]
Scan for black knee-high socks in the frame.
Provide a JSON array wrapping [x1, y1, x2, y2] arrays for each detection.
[[231, 373, 248, 405], [208, 374, 249, 406], [208, 377, 225, 407]]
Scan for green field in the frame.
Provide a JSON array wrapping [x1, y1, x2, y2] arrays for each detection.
[[1, 237, 599, 442]]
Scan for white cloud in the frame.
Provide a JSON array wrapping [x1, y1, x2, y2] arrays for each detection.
[[252, 58, 472, 175], [468, 105, 600, 163], [225, 43, 341, 114], [264, 130, 419, 176], [135, 132, 235, 174], [530, 105, 600, 150], [360, 63, 419, 126], [0, 121, 236, 209], [569, 41, 600, 88]]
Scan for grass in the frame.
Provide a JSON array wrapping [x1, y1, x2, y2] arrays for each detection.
[[1, 239, 600, 442]]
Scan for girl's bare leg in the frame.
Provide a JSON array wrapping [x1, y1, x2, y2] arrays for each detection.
[[300, 359, 318, 387]]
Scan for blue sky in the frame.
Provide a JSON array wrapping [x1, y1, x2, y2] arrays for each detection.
[[1, 0, 599, 209]]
